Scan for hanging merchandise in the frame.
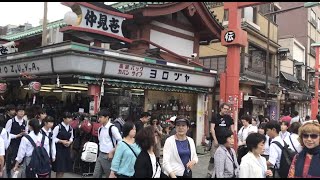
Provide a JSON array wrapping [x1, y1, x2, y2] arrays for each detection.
[[28, 81, 41, 104], [56, 75, 60, 87]]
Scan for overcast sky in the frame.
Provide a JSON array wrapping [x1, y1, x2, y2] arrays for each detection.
[[0, 2, 117, 27]]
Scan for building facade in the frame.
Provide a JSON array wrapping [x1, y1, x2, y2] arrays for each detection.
[[200, 3, 282, 121]]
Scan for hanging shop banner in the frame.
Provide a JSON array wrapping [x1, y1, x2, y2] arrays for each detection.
[[0, 59, 52, 78], [78, 5, 125, 38], [104, 61, 215, 87]]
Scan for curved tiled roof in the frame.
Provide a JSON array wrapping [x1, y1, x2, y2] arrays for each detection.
[[112, 2, 223, 28], [0, 19, 67, 41]]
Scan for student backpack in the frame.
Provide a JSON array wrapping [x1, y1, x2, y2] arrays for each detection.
[[24, 134, 51, 178], [81, 141, 98, 163], [272, 140, 297, 178]]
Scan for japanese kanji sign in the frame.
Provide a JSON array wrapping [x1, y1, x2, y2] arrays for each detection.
[[79, 5, 125, 38], [104, 61, 215, 87], [0, 42, 17, 56]]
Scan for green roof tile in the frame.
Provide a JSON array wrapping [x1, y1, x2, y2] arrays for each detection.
[[0, 19, 67, 41]]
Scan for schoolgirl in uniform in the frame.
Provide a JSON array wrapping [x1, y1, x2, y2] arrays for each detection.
[[5, 106, 28, 178], [52, 112, 74, 178], [41, 116, 56, 163], [13, 118, 50, 178]]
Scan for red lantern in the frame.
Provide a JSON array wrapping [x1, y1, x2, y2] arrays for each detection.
[[28, 81, 41, 93], [0, 83, 7, 94]]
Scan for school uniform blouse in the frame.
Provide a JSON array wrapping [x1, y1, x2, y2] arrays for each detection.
[[5, 116, 28, 139], [15, 130, 50, 163], [279, 131, 290, 140], [98, 121, 122, 153], [41, 127, 56, 160], [52, 122, 74, 144], [0, 127, 10, 150]]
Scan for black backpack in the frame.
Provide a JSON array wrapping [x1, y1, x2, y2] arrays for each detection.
[[272, 141, 297, 178], [25, 134, 51, 178]]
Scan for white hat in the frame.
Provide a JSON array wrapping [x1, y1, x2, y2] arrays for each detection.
[[169, 116, 177, 122]]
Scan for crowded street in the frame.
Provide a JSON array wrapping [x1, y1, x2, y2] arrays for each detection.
[[0, 1, 320, 178]]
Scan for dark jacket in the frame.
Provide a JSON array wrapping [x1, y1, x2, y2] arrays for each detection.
[[134, 150, 159, 178], [135, 120, 144, 133]]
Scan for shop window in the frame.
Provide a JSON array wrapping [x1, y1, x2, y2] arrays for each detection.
[[242, 7, 257, 24], [310, 9, 317, 27], [318, 18, 320, 30], [296, 66, 302, 80], [223, 9, 229, 21]]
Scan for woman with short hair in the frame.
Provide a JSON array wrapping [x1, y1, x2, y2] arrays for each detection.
[[239, 133, 273, 178], [288, 122, 320, 178], [214, 129, 239, 178], [110, 122, 141, 178], [162, 116, 198, 178], [134, 126, 161, 178]]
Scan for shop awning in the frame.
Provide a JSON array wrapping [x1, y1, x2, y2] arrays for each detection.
[[280, 71, 299, 83], [256, 88, 278, 96], [78, 76, 210, 93]]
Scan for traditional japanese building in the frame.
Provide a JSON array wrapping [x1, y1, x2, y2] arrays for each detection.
[[0, 2, 223, 148]]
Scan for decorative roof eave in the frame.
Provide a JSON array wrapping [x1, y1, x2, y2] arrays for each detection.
[[0, 19, 67, 41], [112, 2, 223, 37]]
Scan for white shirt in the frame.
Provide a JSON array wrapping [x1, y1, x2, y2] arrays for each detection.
[[98, 121, 122, 153], [52, 122, 74, 144], [268, 136, 283, 168], [290, 116, 300, 124], [239, 152, 267, 178], [15, 131, 50, 163], [149, 153, 161, 178], [5, 116, 28, 139], [0, 127, 10, 150], [0, 137, 5, 156], [41, 127, 56, 159], [284, 133, 302, 153], [238, 125, 258, 146], [162, 136, 198, 177], [263, 135, 270, 156], [279, 131, 290, 140]]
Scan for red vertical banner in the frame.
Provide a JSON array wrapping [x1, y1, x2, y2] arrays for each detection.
[[88, 85, 101, 115], [220, 72, 226, 104], [238, 91, 243, 108]]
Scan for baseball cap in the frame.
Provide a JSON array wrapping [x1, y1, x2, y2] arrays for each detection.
[[174, 118, 190, 126], [165, 116, 177, 122]]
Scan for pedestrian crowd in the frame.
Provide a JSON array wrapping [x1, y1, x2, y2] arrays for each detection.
[[0, 103, 319, 178], [0, 104, 198, 178], [206, 103, 320, 178]]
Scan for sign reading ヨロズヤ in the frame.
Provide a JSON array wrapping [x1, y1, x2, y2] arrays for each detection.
[[79, 5, 125, 38], [104, 61, 215, 87]]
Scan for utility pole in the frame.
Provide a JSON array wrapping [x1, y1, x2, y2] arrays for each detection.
[[41, 2, 48, 46], [264, 3, 272, 118]]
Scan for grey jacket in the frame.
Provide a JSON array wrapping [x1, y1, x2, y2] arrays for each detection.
[[214, 145, 239, 178]]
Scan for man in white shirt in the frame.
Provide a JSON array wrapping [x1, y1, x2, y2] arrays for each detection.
[[290, 111, 300, 125], [266, 121, 282, 178], [93, 109, 122, 178]]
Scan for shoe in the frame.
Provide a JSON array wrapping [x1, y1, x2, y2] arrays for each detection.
[[206, 173, 212, 178]]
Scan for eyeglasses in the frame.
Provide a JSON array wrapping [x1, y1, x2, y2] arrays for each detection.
[[302, 133, 320, 139]]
